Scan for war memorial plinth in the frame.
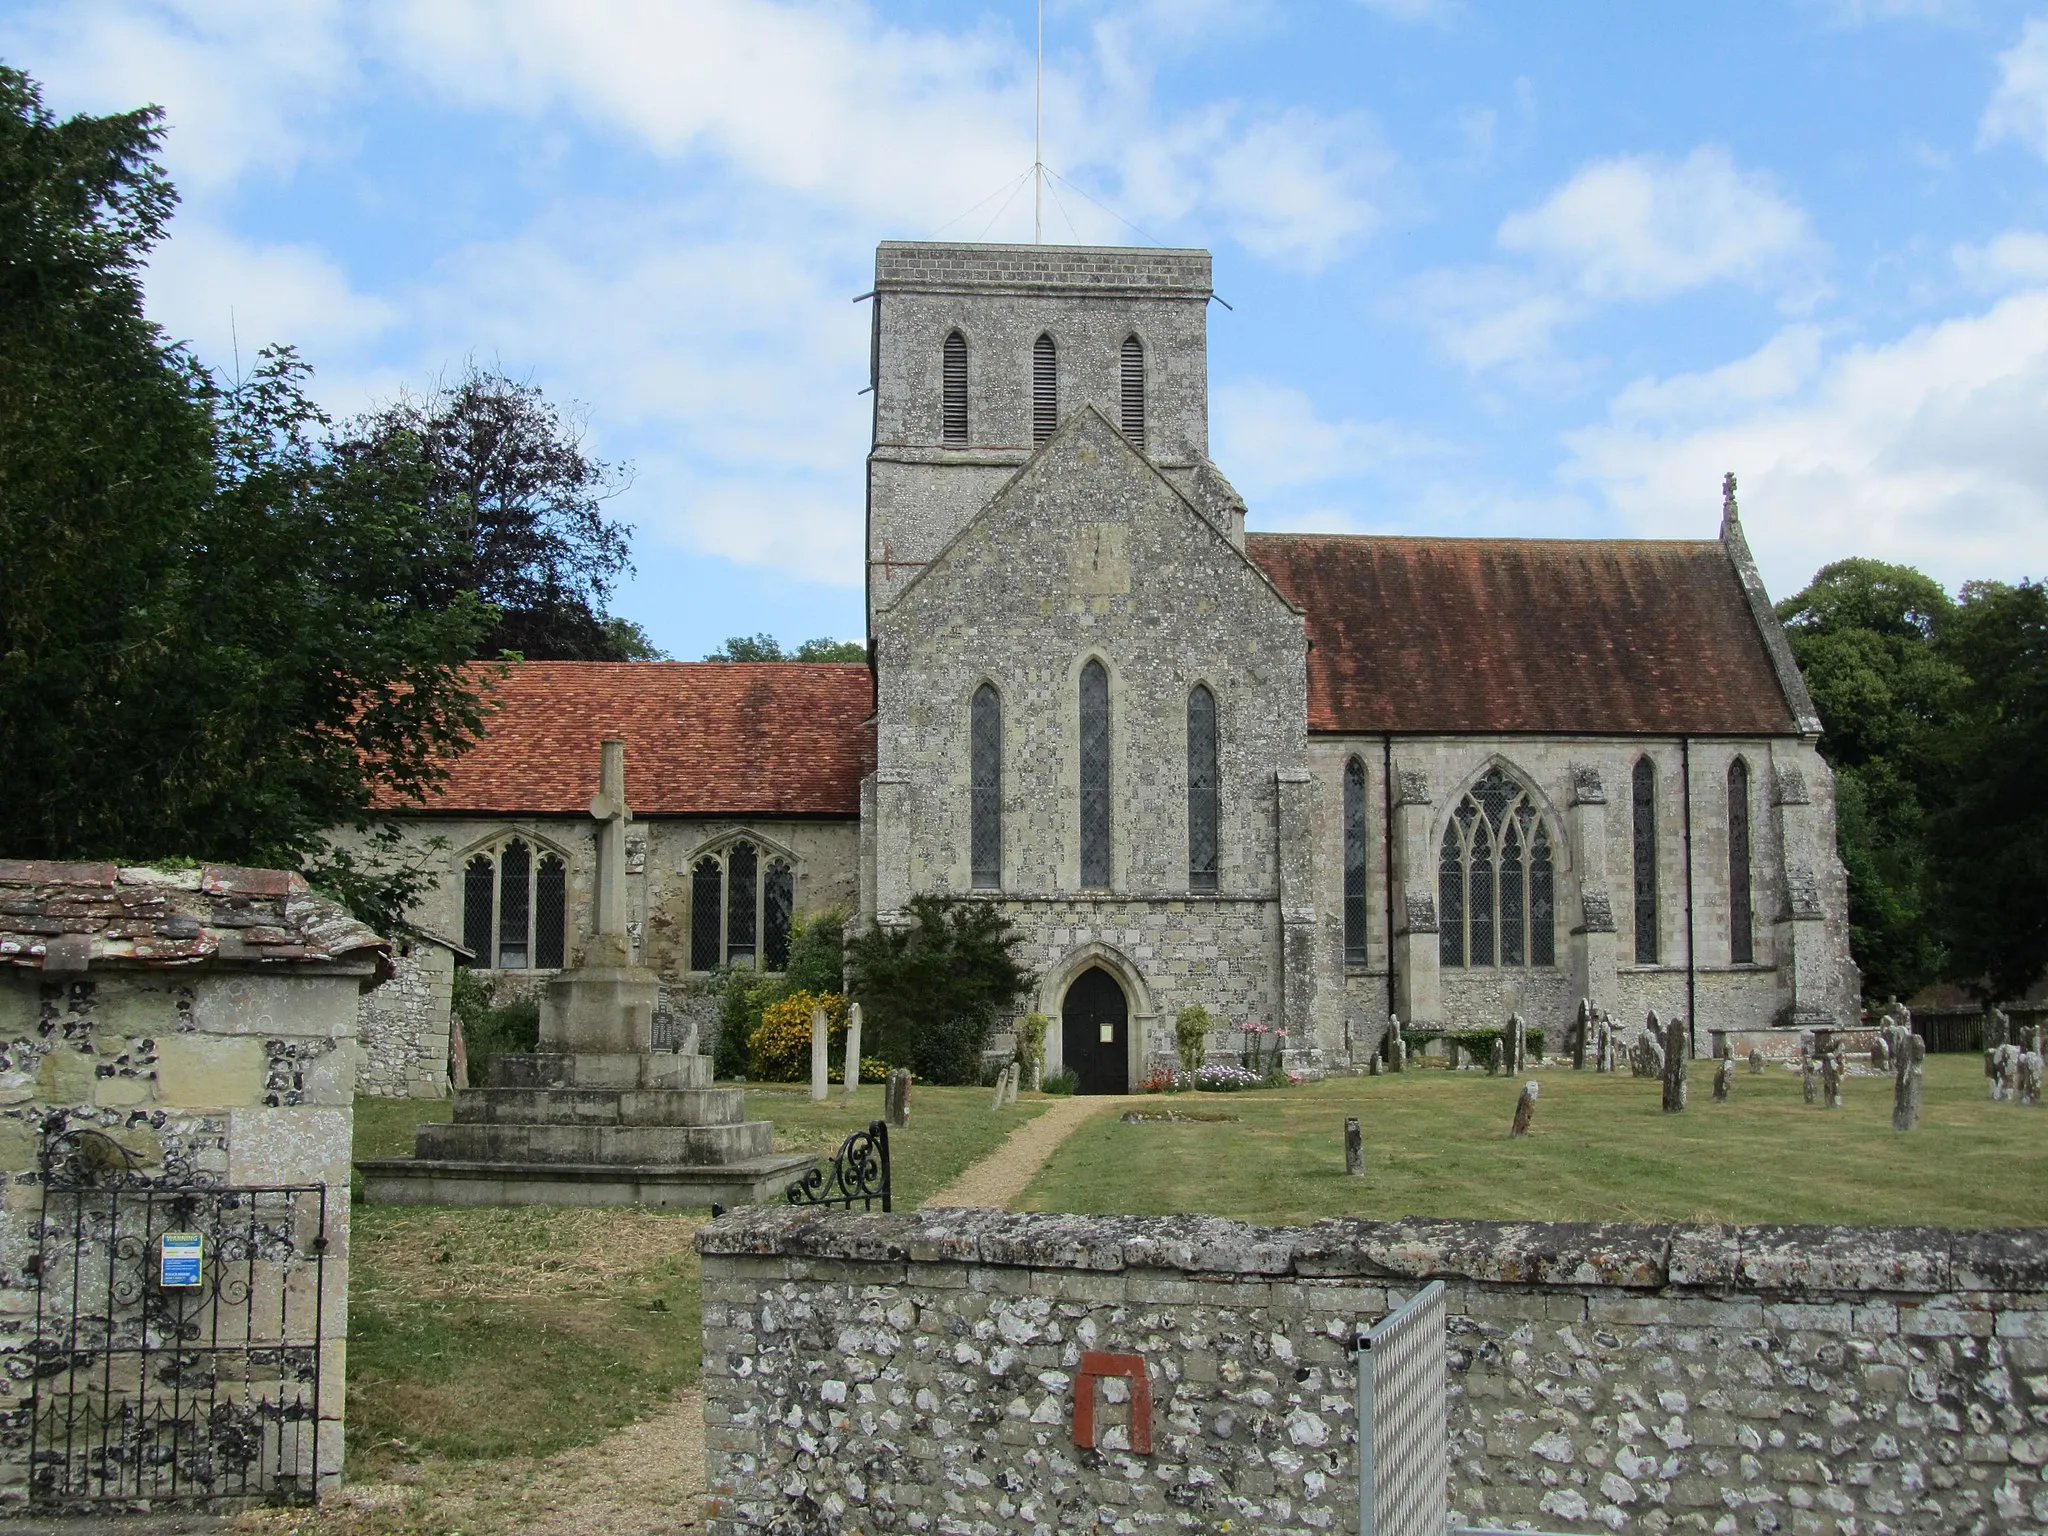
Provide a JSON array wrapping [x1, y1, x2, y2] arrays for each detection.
[[359, 741, 812, 1208]]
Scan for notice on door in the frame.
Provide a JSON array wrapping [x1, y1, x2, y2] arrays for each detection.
[[1099, 1022, 1115, 1043]]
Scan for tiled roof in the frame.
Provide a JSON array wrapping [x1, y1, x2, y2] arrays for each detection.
[[408, 662, 874, 818], [1245, 534, 1801, 736], [0, 862, 390, 977]]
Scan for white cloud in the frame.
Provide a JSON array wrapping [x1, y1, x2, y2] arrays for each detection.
[[1565, 289, 2048, 596], [145, 222, 397, 363], [1405, 266, 1581, 376], [1498, 146, 1823, 304], [1954, 229, 2048, 287], [1198, 110, 1389, 268], [1982, 15, 2048, 160], [1805, 0, 1975, 26], [0, 1, 355, 189], [1212, 381, 1441, 498]]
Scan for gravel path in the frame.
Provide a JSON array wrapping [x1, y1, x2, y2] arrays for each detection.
[[921, 1093, 1145, 1210]]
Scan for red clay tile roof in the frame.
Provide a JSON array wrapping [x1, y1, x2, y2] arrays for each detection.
[[405, 663, 873, 817], [1245, 534, 1800, 736]]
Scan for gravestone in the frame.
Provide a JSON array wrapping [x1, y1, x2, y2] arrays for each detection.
[[1870, 1033, 1890, 1072], [1386, 1015, 1406, 1073], [1660, 1017, 1688, 1113], [2022, 1052, 2044, 1108], [362, 740, 812, 1207], [1803, 1051, 1820, 1105], [1368, 1054, 1382, 1077], [1987, 1005, 2011, 1050], [1821, 1048, 1844, 1110], [1893, 1035, 1926, 1132], [1713, 1057, 1734, 1102], [1596, 1020, 1613, 1074], [1749, 1047, 1764, 1075], [990, 1062, 1014, 1110], [885, 1067, 912, 1127], [811, 1005, 831, 1102], [841, 1002, 864, 1099], [1511, 1081, 1539, 1137], [1630, 1023, 1664, 1080], [1571, 998, 1591, 1071], [1344, 1118, 1363, 1176], [1507, 1013, 1528, 1073], [1489, 1040, 1505, 1077]]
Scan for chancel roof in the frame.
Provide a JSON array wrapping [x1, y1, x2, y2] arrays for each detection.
[[1245, 533, 1803, 737], [407, 662, 874, 818]]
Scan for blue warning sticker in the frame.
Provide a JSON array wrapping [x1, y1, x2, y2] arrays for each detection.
[[159, 1232, 203, 1288]]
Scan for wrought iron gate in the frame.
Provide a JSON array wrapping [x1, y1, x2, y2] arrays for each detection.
[[27, 1127, 329, 1507]]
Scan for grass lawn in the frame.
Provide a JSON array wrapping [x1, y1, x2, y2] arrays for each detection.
[[1019, 1054, 2048, 1228], [343, 1083, 1044, 1475]]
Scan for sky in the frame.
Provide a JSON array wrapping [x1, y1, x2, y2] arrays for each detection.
[[6, 0, 2048, 661]]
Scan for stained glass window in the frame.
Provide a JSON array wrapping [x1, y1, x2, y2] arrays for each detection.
[[462, 837, 567, 971], [1344, 758, 1368, 965], [942, 330, 968, 444], [463, 853, 494, 965], [1080, 660, 1111, 887], [971, 683, 1002, 888], [1728, 757, 1754, 964], [1438, 768, 1558, 970], [1633, 757, 1659, 964], [1187, 685, 1218, 891], [764, 860, 794, 971], [690, 857, 722, 971], [1033, 334, 1058, 442], [1121, 336, 1145, 448]]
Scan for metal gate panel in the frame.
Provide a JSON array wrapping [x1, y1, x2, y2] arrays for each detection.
[[1355, 1279, 1448, 1536], [28, 1129, 328, 1507]]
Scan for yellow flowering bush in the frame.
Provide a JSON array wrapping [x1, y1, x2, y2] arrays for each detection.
[[747, 990, 850, 1082]]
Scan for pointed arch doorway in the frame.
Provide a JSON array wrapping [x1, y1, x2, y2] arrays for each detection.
[[1062, 967, 1129, 1095]]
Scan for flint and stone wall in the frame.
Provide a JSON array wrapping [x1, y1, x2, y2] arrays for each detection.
[[355, 942, 453, 1097], [700, 1207, 2048, 1536]]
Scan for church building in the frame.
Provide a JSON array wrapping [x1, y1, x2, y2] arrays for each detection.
[[367, 240, 1858, 1094]]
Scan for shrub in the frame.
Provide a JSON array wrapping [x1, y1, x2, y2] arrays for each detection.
[[1139, 1065, 1177, 1094], [784, 906, 848, 996], [747, 990, 850, 1082], [1192, 1061, 1266, 1093], [1040, 1069, 1079, 1096], [450, 967, 539, 1086], [1175, 1005, 1211, 1074], [1016, 1011, 1050, 1088], [846, 895, 1034, 1085], [712, 967, 786, 1080], [1445, 1028, 1546, 1065]]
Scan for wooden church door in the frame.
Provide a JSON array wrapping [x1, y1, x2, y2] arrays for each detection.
[[1062, 967, 1129, 1095]]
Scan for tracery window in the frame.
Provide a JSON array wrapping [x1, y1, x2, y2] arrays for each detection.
[[1438, 768, 1555, 969], [1032, 333, 1059, 442], [461, 836, 567, 970], [1186, 684, 1218, 891], [1728, 757, 1754, 964], [1632, 757, 1659, 964], [1080, 659, 1111, 888], [1120, 336, 1146, 448], [971, 682, 1002, 889], [1343, 757, 1368, 965], [942, 330, 968, 444], [688, 839, 794, 972]]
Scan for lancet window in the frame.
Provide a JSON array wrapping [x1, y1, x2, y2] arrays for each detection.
[[688, 839, 794, 972], [1080, 659, 1111, 887], [942, 330, 968, 444], [462, 836, 567, 970], [1120, 336, 1146, 448], [1187, 684, 1218, 891], [971, 683, 1002, 889], [1032, 333, 1059, 442], [1728, 757, 1754, 964], [1344, 758, 1368, 965], [1438, 768, 1556, 969], [1632, 756, 1659, 964]]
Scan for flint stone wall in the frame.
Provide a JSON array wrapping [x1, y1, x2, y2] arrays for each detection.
[[355, 942, 452, 1097], [699, 1206, 2048, 1536]]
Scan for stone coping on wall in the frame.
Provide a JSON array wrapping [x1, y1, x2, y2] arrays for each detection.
[[697, 1205, 2048, 1296]]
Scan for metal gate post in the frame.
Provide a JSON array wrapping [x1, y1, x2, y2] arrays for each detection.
[[1353, 1279, 1448, 1536]]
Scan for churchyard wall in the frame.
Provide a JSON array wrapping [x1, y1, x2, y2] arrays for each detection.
[[355, 939, 453, 1096], [699, 1206, 2048, 1536], [0, 861, 380, 1504]]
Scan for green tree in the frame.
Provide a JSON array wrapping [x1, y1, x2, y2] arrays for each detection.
[[845, 896, 1033, 1084], [704, 634, 865, 663], [0, 67, 491, 929], [338, 364, 645, 660], [1776, 559, 1965, 1001], [1928, 580, 2048, 1002]]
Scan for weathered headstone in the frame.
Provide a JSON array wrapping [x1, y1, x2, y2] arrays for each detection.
[[1345, 1117, 1363, 1176], [1893, 1035, 1926, 1132], [1507, 1013, 1527, 1073], [1661, 1017, 1688, 1112], [1870, 1033, 1890, 1072], [1821, 1049, 1843, 1110], [1572, 998, 1591, 1071], [841, 1002, 864, 1098], [1987, 1005, 2010, 1050], [1596, 1021, 1613, 1074], [1006, 1061, 1021, 1105], [1368, 1053, 1383, 1077], [1802, 1050, 1820, 1106], [811, 1005, 831, 1102], [2022, 1051, 2044, 1108], [1749, 1047, 1764, 1075], [1489, 1039, 1505, 1077], [885, 1067, 911, 1127], [1387, 1016, 1406, 1073], [1713, 1057, 1734, 1102], [991, 1062, 1014, 1110], [1511, 1081, 1539, 1137], [1630, 1026, 1664, 1080]]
